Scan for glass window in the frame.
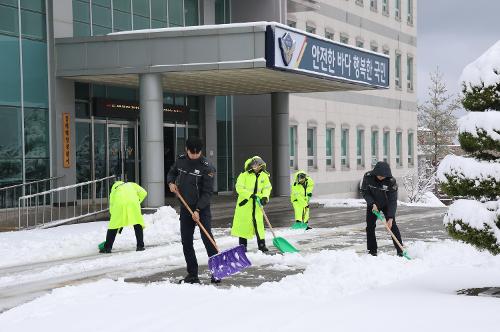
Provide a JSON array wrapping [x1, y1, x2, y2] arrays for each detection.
[[216, 96, 233, 191], [383, 47, 389, 55], [92, 3, 112, 28], [341, 128, 349, 167], [326, 128, 334, 168], [94, 0, 110, 7], [287, 20, 296, 28], [355, 0, 364, 6], [132, 0, 149, 16], [184, 0, 199, 26], [22, 39, 48, 108], [215, 0, 225, 24], [307, 127, 316, 167], [371, 130, 378, 166], [174, 95, 186, 106], [150, 0, 167, 24], [75, 82, 90, 101], [370, 0, 377, 11], [133, 14, 149, 29], [370, 43, 378, 52], [21, 10, 46, 40], [289, 126, 297, 169], [187, 96, 200, 109], [74, 21, 91, 36], [75, 102, 90, 118], [113, 9, 132, 31], [306, 24, 315, 34], [0, 35, 21, 106], [113, 0, 130, 12], [357, 129, 364, 167], [0, 4, 19, 36], [20, 0, 45, 13], [383, 131, 390, 163], [396, 132, 402, 166], [340, 34, 349, 44], [94, 123, 106, 182], [395, 52, 401, 88], [325, 30, 334, 40], [24, 108, 49, 180], [395, 0, 401, 20], [0, 106, 23, 185], [169, 0, 183, 27], [407, 0, 413, 24], [356, 39, 364, 48], [382, 0, 389, 15], [76, 122, 92, 184], [408, 132, 414, 166], [73, 0, 90, 23], [188, 109, 199, 125], [407, 55, 414, 90]]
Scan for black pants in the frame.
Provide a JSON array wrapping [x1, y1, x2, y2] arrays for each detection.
[[366, 206, 403, 254], [104, 224, 144, 250], [180, 206, 218, 276]]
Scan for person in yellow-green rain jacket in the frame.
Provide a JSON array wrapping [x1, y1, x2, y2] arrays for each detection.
[[231, 156, 272, 252], [99, 181, 147, 253], [291, 171, 314, 230]]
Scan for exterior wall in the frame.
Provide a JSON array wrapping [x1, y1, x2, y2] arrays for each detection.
[[287, 0, 417, 199]]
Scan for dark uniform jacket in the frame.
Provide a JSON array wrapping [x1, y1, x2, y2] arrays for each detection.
[[361, 161, 398, 219], [166, 154, 216, 211]]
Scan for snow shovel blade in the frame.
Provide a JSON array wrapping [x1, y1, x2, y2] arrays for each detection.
[[273, 237, 299, 253], [98, 241, 106, 251], [209, 245, 251, 280], [402, 250, 411, 260], [291, 222, 308, 230]]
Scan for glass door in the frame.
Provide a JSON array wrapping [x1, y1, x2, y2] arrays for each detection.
[[107, 124, 137, 182]]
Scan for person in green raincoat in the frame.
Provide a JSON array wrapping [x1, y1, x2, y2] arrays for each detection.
[[99, 181, 147, 253], [291, 171, 314, 230], [231, 156, 272, 252]]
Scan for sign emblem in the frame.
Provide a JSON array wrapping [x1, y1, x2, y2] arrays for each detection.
[[279, 32, 296, 66]]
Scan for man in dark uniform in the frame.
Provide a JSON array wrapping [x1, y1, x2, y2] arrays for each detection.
[[360, 161, 404, 257], [167, 137, 218, 284]]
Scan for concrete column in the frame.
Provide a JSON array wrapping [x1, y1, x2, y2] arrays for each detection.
[[139, 73, 164, 207], [203, 96, 218, 190], [271, 93, 290, 196]]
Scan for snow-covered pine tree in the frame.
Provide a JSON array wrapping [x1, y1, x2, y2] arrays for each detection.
[[437, 41, 500, 254]]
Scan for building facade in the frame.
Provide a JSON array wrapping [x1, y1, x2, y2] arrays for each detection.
[[0, 0, 416, 205]]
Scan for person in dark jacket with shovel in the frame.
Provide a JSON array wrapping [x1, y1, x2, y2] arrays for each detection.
[[167, 136, 218, 284], [361, 161, 404, 257]]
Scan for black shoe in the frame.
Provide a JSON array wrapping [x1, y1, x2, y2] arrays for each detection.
[[397, 252, 403, 257], [136, 246, 145, 251], [99, 247, 112, 254], [369, 251, 377, 256], [305, 225, 312, 230], [211, 276, 221, 284], [179, 274, 200, 284], [258, 240, 269, 253]]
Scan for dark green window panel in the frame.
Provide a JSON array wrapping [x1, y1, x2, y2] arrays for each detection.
[[188, 110, 199, 125], [20, 0, 45, 13], [184, 0, 198, 26], [133, 14, 149, 29], [22, 39, 48, 108], [93, 0, 110, 7], [24, 108, 49, 159], [168, 0, 183, 27], [21, 10, 46, 40], [0, 0, 18, 6], [25, 158, 49, 181], [73, 21, 90, 36], [0, 4, 19, 35], [113, 0, 130, 12], [164, 93, 174, 105], [133, 0, 149, 17], [106, 85, 138, 100], [174, 95, 185, 106], [92, 84, 106, 98], [0, 106, 22, 159], [76, 122, 92, 183], [225, 0, 230, 23], [73, 0, 90, 23], [187, 96, 200, 109], [92, 24, 112, 35], [0, 35, 21, 106], [151, 19, 165, 28], [92, 4, 111, 27], [113, 9, 132, 30], [0, 159, 22, 185], [150, 0, 166, 22], [75, 82, 90, 101], [188, 127, 199, 138], [75, 102, 90, 118]]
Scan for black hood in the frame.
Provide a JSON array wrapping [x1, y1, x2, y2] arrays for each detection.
[[372, 161, 392, 178]]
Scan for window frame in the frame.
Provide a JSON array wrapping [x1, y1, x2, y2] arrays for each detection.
[[307, 127, 317, 169], [325, 127, 335, 168], [341, 127, 350, 168], [356, 128, 365, 168]]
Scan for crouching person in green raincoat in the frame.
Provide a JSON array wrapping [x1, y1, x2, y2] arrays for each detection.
[[99, 181, 147, 253], [291, 171, 314, 230], [231, 156, 272, 252]]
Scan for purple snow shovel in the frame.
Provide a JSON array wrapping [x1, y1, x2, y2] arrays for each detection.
[[176, 192, 251, 280]]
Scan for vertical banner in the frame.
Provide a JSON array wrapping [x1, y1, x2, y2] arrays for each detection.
[[62, 112, 71, 168]]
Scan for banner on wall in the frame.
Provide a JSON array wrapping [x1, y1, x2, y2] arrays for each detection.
[[62, 112, 71, 168]]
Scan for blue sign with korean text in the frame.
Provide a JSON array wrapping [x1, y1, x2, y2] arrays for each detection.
[[267, 25, 390, 88]]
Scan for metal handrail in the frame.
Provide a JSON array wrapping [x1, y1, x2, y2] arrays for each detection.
[[17, 175, 116, 230], [0, 176, 63, 191]]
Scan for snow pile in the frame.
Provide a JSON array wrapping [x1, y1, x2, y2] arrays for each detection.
[[437, 154, 500, 183], [0, 206, 181, 268], [459, 40, 500, 89], [444, 199, 500, 244], [311, 196, 366, 208], [1, 241, 500, 332], [400, 192, 445, 207], [458, 110, 500, 140]]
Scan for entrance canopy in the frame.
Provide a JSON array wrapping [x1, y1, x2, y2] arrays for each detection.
[[55, 22, 389, 95]]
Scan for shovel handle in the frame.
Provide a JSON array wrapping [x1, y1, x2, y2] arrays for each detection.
[[176, 191, 219, 253], [259, 204, 277, 239], [373, 211, 405, 253]]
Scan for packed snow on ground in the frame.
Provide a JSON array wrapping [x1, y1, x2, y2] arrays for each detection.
[[445, 199, 500, 244], [1, 239, 500, 332], [399, 191, 445, 207], [437, 154, 500, 183], [458, 110, 500, 141], [459, 39, 500, 89]]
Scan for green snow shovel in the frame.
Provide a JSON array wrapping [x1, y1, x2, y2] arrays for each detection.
[[291, 205, 309, 230], [372, 210, 411, 260], [259, 201, 299, 253]]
